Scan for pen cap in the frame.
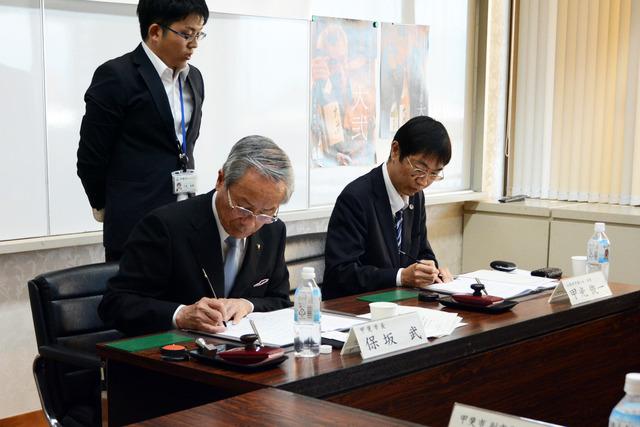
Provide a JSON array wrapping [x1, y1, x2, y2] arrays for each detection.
[[301, 266, 316, 280]]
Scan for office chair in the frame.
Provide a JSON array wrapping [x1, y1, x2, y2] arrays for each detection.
[[284, 232, 326, 297], [28, 262, 123, 427]]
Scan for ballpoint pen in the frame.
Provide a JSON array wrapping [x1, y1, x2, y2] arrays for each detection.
[[474, 277, 489, 295], [249, 319, 263, 347], [201, 268, 227, 327], [398, 249, 445, 281]]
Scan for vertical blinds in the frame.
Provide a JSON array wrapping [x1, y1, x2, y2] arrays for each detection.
[[511, 0, 640, 205]]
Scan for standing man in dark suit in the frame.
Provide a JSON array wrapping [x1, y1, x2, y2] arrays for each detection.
[[323, 116, 454, 299], [77, 0, 209, 261], [99, 136, 294, 336]]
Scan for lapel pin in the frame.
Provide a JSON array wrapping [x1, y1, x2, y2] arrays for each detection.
[[256, 243, 261, 251], [409, 203, 414, 210]]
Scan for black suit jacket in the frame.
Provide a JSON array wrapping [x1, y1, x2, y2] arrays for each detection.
[[77, 43, 204, 253], [98, 191, 291, 335], [322, 165, 437, 299]]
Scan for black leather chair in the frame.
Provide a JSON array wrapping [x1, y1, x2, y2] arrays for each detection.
[[285, 232, 326, 297], [28, 262, 123, 427]]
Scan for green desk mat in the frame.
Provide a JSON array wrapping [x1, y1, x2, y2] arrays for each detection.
[[105, 332, 192, 352], [357, 289, 419, 303]]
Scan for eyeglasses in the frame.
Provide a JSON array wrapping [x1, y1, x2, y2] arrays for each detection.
[[406, 157, 444, 181], [227, 189, 279, 225], [161, 24, 207, 42]]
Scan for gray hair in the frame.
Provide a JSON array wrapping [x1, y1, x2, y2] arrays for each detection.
[[222, 135, 294, 203]]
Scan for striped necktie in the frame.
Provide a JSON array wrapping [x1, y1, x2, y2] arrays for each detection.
[[394, 209, 404, 250]]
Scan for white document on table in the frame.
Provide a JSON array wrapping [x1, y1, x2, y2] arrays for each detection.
[[197, 308, 365, 347], [358, 305, 465, 338], [426, 269, 557, 300]]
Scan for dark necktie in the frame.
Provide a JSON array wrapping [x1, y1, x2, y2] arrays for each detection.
[[395, 209, 404, 250]]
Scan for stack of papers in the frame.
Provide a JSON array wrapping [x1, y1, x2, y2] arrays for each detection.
[[426, 269, 557, 300], [199, 308, 366, 347], [358, 306, 465, 338]]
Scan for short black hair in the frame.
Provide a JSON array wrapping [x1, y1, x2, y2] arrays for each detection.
[[137, 0, 210, 40], [393, 116, 452, 166]]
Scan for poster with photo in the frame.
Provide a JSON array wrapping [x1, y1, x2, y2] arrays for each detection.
[[380, 23, 429, 139], [310, 17, 378, 167]]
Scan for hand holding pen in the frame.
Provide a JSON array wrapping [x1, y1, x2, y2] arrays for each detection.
[[201, 268, 253, 326], [399, 250, 452, 286], [174, 296, 228, 334], [201, 268, 227, 327]]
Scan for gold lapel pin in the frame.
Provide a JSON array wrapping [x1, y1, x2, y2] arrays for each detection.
[[256, 243, 261, 250]]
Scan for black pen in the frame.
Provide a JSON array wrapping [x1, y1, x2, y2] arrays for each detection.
[[201, 268, 227, 327], [398, 249, 444, 281]]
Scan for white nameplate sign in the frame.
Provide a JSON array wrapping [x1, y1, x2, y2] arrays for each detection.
[[449, 403, 565, 427], [340, 312, 427, 359], [548, 271, 611, 305]]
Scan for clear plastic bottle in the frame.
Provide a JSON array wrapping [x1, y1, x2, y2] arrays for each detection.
[[293, 267, 321, 358], [609, 373, 640, 427], [586, 222, 610, 280]]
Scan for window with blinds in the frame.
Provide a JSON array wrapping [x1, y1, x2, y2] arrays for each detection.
[[509, 0, 640, 206]]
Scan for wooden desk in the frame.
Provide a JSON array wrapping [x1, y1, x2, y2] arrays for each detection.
[[98, 283, 640, 426], [128, 388, 422, 426]]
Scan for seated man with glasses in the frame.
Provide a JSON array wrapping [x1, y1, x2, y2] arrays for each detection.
[[323, 116, 454, 299], [99, 136, 294, 335], [77, 0, 209, 262]]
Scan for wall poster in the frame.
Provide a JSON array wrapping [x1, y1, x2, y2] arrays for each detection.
[[310, 17, 378, 167], [380, 23, 429, 139]]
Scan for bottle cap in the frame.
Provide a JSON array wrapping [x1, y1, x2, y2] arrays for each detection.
[[594, 222, 605, 232], [301, 266, 316, 280], [320, 344, 332, 354], [624, 372, 640, 395]]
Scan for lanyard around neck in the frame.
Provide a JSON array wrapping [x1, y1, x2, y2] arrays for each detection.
[[178, 77, 188, 170]]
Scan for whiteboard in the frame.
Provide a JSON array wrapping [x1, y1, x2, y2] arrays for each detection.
[[0, 0, 473, 242], [193, 13, 309, 211], [44, 0, 138, 235], [31, 2, 309, 242], [0, 0, 48, 240]]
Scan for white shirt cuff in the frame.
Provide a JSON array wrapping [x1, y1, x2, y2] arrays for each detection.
[[395, 268, 404, 286], [172, 304, 186, 328]]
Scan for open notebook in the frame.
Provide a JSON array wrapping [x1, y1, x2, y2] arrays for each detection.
[[426, 269, 558, 300], [194, 308, 366, 347]]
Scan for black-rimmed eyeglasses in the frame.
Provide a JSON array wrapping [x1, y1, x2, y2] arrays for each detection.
[[161, 24, 207, 42], [227, 189, 279, 225], [406, 157, 445, 181]]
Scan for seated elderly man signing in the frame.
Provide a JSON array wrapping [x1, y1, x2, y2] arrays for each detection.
[[99, 136, 294, 335]]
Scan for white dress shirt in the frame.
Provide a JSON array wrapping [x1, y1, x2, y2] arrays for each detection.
[[141, 42, 194, 148], [381, 161, 409, 286], [212, 195, 247, 271]]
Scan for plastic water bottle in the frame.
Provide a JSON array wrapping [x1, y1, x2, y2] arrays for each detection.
[[293, 266, 321, 358], [609, 373, 640, 427], [586, 222, 610, 280]]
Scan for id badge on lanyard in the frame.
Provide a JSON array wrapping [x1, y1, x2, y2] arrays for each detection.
[[172, 77, 197, 200]]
